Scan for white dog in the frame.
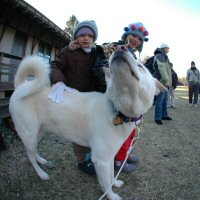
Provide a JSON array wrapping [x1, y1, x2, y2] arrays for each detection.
[[9, 49, 165, 200]]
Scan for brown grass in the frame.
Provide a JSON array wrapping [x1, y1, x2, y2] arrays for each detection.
[[0, 86, 200, 200]]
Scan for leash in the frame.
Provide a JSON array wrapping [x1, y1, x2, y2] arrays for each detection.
[[98, 124, 141, 200]]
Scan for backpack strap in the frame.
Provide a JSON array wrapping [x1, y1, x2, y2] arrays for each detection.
[[153, 54, 158, 70]]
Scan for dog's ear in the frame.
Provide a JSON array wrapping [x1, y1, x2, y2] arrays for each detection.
[[155, 79, 168, 95], [103, 67, 111, 83]]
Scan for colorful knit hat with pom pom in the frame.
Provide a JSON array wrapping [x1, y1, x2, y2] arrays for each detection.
[[121, 22, 149, 52]]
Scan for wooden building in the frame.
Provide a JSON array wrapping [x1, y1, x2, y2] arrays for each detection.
[[0, 0, 70, 119]]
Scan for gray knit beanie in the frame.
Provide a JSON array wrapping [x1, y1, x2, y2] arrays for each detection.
[[73, 20, 98, 42]]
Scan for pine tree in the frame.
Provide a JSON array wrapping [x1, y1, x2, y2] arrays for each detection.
[[64, 15, 79, 39]]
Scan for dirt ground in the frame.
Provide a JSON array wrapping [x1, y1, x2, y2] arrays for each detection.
[[0, 86, 200, 200]]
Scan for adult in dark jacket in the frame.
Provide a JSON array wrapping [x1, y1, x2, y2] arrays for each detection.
[[168, 64, 178, 108], [49, 20, 108, 175], [153, 43, 172, 125]]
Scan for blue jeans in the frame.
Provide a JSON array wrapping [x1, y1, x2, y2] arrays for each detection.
[[188, 84, 199, 104], [155, 90, 169, 120]]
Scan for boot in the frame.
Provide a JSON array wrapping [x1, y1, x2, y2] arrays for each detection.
[[0, 132, 7, 152], [127, 154, 140, 164], [78, 159, 96, 176], [115, 160, 137, 173]]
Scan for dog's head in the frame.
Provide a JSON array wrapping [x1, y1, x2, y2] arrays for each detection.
[[104, 48, 166, 117]]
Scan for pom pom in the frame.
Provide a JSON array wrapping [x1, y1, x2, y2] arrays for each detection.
[[144, 38, 149, 42], [131, 24, 137, 30], [139, 26, 144, 31], [144, 31, 149, 36], [124, 27, 129, 32]]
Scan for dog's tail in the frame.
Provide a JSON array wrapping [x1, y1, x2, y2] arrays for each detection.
[[13, 56, 50, 99]]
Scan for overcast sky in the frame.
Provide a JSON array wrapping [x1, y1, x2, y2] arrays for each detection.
[[25, 0, 200, 77]]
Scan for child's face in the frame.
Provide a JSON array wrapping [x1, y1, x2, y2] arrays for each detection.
[[76, 34, 94, 48], [126, 34, 142, 49]]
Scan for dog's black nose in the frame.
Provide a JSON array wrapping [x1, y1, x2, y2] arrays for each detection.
[[115, 45, 128, 52]]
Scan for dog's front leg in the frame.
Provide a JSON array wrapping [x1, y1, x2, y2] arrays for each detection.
[[94, 160, 122, 200], [110, 159, 124, 188]]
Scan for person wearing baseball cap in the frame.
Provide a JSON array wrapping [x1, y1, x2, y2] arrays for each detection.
[[153, 43, 172, 125], [49, 20, 108, 175]]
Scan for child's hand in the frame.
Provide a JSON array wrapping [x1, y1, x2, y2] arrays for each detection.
[[48, 81, 77, 103]]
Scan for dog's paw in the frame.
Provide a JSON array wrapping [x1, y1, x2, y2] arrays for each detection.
[[113, 179, 124, 188], [107, 192, 123, 200], [39, 171, 50, 180], [36, 156, 48, 165]]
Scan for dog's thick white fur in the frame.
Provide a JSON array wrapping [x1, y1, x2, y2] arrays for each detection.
[[9, 49, 165, 200]]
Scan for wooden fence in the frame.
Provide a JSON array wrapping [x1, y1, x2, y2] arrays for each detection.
[[0, 52, 22, 119]]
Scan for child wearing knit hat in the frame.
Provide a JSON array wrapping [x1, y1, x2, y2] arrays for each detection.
[[69, 20, 98, 51], [114, 22, 149, 172], [49, 20, 108, 176], [102, 22, 149, 59], [73, 20, 98, 42], [121, 22, 149, 53], [102, 22, 149, 172]]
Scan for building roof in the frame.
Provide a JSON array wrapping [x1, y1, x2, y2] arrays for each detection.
[[0, 0, 71, 47]]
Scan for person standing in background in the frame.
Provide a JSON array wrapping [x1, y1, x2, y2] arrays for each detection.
[[154, 43, 172, 125], [186, 61, 200, 107], [168, 64, 178, 109]]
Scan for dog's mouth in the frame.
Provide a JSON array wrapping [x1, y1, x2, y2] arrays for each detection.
[[110, 50, 139, 80]]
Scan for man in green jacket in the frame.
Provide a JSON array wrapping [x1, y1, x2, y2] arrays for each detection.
[[154, 43, 172, 125]]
